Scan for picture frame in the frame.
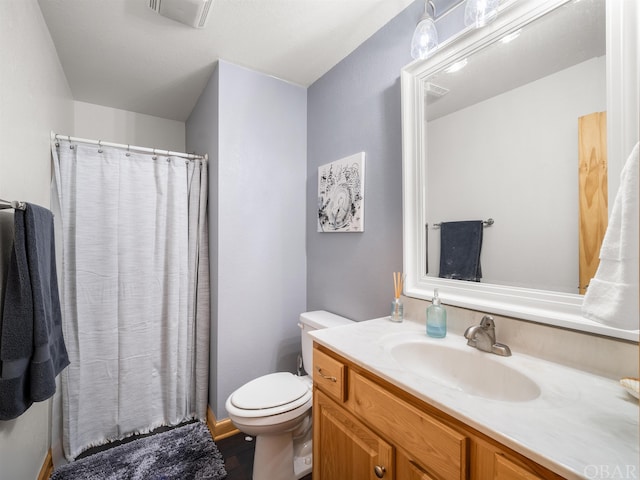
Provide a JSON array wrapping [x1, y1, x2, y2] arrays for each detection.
[[317, 152, 365, 233]]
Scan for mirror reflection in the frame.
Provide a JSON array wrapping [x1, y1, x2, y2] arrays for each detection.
[[402, 0, 638, 339], [424, 0, 605, 294]]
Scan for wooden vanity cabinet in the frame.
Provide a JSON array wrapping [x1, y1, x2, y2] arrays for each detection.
[[396, 449, 438, 480], [494, 453, 553, 480], [313, 347, 347, 403], [314, 389, 394, 479], [312, 344, 564, 480], [350, 370, 468, 479]]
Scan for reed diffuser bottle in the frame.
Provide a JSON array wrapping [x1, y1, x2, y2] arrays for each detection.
[[391, 272, 404, 322]]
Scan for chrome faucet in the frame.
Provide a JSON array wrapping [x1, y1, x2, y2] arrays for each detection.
[[464, 315, 511, 356]]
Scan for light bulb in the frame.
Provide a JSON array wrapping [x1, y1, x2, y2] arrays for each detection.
[[410, 13, 438, 60], [464, 0, 499, 28]]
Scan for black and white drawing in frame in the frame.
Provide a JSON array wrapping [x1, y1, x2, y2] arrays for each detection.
[[318, 152, 365, 232]]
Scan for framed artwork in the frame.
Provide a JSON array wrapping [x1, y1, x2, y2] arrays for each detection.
[[317, 152, 365, 232]]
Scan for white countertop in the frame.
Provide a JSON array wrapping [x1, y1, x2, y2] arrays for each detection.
[[310, 317, 639, 480]]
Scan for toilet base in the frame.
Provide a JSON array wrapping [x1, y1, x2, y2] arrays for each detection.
[[251, 417, 313, 480], [253, 432, 293, 480], [293, 452, 312, 479]]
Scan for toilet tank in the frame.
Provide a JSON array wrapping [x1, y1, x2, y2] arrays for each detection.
[[299, 311, 353, 377]]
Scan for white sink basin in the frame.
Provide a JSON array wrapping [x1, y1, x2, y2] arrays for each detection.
[[387, 337, 541, 402]]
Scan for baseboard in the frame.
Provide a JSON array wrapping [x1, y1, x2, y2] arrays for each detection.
[[206, 406, 240, 441], [37, 449, 53, 480]]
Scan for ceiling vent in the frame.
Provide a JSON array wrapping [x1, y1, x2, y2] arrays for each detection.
[[148, 0, 214, 29]]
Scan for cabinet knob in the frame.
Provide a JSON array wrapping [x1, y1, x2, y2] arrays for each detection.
[[374, 465, 386, 478]]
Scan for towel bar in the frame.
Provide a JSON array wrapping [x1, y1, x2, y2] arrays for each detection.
[[0, 199, 26, 211], [433, 218, 494, 229]]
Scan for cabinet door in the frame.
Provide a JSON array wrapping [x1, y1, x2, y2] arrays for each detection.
[[396, 449, 438, 480], [351, 371, 468, 480], [314, 389, 393, 480], [494, 454, 546, 480]]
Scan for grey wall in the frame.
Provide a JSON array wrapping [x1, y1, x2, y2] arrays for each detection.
[[306, 2, 420, 321], [306, 0, 466, 321], [0, 0, 74, 476], [186, 0, 469, 419], [187, 60, 307, 419]]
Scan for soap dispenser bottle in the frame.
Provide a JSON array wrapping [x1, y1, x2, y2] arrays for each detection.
[[426, 289, 447, 338]]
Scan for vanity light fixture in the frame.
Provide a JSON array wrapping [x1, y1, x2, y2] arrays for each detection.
[[464, 0, 499, 28], [411, 0, 439, 60]]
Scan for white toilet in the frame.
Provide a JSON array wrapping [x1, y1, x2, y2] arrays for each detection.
[[225, 310, 353, 480]]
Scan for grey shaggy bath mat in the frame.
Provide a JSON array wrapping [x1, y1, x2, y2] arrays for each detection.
[[50, 421, 227, 480]]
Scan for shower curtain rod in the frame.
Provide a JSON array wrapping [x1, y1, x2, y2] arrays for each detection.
[[51, 132, 207, 161]]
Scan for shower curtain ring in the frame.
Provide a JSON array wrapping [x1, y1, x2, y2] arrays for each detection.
[[126, 145, 131, 157], [98, 140, 103, 153], [153, 149, 157, 160]]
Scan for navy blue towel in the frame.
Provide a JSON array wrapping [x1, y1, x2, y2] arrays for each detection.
[[439, 221, 483, 282], [0, 203, 69, 420]]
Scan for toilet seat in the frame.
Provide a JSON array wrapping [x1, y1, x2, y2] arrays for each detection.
[[228, 372, 312, 418]]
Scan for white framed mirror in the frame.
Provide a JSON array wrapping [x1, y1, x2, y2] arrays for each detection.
[[401, 0, 638, 341]]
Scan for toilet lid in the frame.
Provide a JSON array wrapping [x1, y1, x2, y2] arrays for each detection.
[[231, 372, 309, 410]]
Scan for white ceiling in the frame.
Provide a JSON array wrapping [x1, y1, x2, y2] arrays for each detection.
[[38, 0, 415, 122]]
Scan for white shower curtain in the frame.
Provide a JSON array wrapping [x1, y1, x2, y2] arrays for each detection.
[[51, 139, 209, 460]]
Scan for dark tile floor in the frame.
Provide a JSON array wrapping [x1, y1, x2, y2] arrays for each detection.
[[216, 433, 313, 480]]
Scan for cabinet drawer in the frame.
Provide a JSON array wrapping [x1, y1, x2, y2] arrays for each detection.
[[494, 454, 546, 480], [313, 347, 347, 402], [351, 371, 468, 480]]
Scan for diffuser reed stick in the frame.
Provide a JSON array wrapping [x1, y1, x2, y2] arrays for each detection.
[[391, 272, 404, 322], [393, 272, 403, 299]]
